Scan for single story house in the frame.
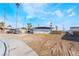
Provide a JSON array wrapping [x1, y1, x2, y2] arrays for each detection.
[[20, 27, 26, 34], [69, 27, 79, 36], [5, 27, 21, 34], [33, 27, 52, 34]]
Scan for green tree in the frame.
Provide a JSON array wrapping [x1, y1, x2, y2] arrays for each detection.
[[27, 23, 32, 30]]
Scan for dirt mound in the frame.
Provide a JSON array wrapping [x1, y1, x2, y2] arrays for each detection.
[[62, 32, 79, 42]]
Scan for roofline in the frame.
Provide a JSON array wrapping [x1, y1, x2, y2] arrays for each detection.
[[70, 27, 79, 28], [33, 27, 52, 29]]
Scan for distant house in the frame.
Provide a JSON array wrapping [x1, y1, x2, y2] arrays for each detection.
[[20, 27, 26, 33], [69, 27, 79, 36], [4, 26, 14, 33], [5, 27, 21, 34], [33, 27, 52, 34]]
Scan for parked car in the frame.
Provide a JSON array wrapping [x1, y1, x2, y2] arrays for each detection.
[[15, 29, 22, 34], [6, 29, 21, 34], [26, 29, 33, 34], [6, 29, 16, 34]]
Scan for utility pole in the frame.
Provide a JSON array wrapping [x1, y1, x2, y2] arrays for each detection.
[[3, 6, 6, 32], [62, 24, 65, 32], [16, 3, 20, 29], [50, 22, 52, 28], [23, 16, 25, 27], [38, 24, 39, 27], [4, 7, 6, 26], [30, 18, 31, 24], [56, 26, 58, 31], [50, 22, 52, 32]]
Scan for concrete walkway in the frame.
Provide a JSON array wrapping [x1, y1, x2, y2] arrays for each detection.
[[0, 37, 38, 56]]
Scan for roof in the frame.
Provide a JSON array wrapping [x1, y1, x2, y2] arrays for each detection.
[[70, 27, 79, 31], [70, 27, 79, 29], [33, 27, 51, 29]]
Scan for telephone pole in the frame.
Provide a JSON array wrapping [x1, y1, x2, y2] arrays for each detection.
[[50, 22, 52, 32], [62, 24, 65, 32], [3, 6, 6, 32], [16, 3, 20, 29], [4, 7, 6, 27]]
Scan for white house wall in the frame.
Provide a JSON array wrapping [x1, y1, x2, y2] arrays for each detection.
[[33, 31, 50, 34], [70, 28, 79, 31], [33, 29, 50, 34]]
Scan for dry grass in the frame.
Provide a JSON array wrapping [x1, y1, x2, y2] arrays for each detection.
[[16, 33, 79, 56], [0, 33, 79, 56]]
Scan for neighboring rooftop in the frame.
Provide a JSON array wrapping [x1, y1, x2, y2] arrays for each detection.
[[70, 27, 79, 29], [33, 27, 52, 29]]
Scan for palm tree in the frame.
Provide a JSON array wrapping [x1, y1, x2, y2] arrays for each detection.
[[0, 22, 5, 27], [27, 23, 33, 33], [15, 3, 20, 29], [0, 22, 5, 32], [27, 23, 32, 30]]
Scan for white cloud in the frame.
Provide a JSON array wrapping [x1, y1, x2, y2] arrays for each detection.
[[67, 7, 77, 17], [67, 6, 77, 13], [41, 17, 46, 20], [26, 15, 32, 19], [21, 3, 47, 18], [21, 3, 64, 19], [54, 10, 63, 17], [68, 11, 76, 16], [67, 6, 76, 17], [67, 8, 73, 13]]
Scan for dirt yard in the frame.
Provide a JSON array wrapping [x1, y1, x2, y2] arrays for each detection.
[[0, 33, 79, 56]]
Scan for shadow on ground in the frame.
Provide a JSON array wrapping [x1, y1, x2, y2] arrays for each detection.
[[61, 32, 79, 42]]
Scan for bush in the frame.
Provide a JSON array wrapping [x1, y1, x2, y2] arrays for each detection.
[[50, 31, 63, 34]]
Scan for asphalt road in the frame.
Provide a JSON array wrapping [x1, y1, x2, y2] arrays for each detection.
[[0, 37, 38, 56]]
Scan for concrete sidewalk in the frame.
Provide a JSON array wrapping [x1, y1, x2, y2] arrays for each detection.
[[0, 37, 38, 56]]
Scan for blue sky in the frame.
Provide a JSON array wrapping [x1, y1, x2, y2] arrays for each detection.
[[0, 3, 79, 30]]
